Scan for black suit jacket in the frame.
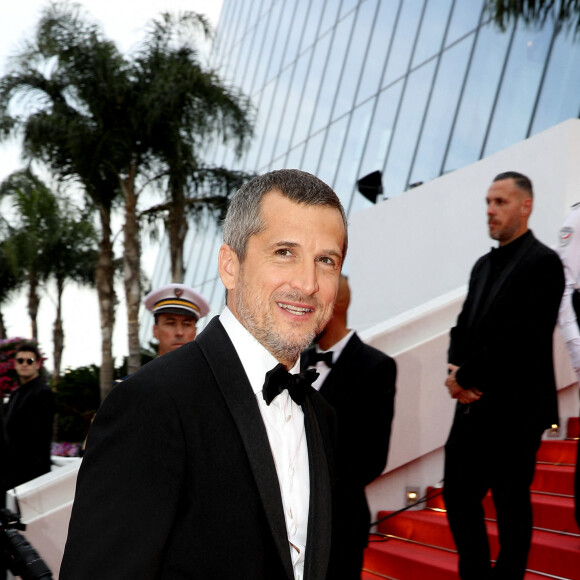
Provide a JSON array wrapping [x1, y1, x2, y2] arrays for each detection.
[[4, 375, 54, 489], [449, 231, 565, 430], [60, 317, 336, 580], [301, 334, 396, 554]]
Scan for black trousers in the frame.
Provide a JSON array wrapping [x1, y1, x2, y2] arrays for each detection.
[[443, 404, 544, 580]]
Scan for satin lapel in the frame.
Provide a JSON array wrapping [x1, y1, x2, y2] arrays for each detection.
[[196, 317, 294, 580], [302, 395, 332, 580]]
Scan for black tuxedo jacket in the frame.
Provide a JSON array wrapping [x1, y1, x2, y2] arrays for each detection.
[[60, 317, 336, 580], [4, 375, 54, 489], [449, 231, 565, 430], [301, 334, 396, 557]]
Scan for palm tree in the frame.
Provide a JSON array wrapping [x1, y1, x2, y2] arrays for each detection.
[[133, 12, 254, 283], [486, 0, 580, 35], [0, 169, 59, 340], [0, 4, 126, 398], [0, 240, 23, 339], [48, 197, 98, 384]]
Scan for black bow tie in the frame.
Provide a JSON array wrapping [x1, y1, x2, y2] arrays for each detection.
[[303, 348, 334, 369], [262, 364, 319, 406]]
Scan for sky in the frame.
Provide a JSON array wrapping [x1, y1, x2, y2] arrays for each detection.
[[0, 0, 224, 371]]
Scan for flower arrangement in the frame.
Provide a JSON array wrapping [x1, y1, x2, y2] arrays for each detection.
[[51, 441, 82, 457]]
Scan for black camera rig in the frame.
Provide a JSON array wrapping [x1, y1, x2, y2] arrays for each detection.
[[0, 508, 52, 579]]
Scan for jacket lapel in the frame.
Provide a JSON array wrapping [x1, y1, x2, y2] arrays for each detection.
[[196, 317, 295, 580], [302, 394, 333, 580]]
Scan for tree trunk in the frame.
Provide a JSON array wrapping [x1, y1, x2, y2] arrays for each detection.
[[167, 176, 188, 284], [52, 276, 64, 385], [121, 165, 142, 375], [27, 271, 40, 339], [0, 311, 6, 339], [96, 206, 116, 401]]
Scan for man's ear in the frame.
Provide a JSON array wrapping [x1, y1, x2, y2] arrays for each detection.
[[522, 196, 533, 217], [152, 324, 159, 341], [218, 244, 239, 291]]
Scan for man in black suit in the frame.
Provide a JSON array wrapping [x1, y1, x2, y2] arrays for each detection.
[[443, 172, 565, 580], [60, 169, 347, 580], [301, 275, 396, 579], [4, 342, 54, 490]]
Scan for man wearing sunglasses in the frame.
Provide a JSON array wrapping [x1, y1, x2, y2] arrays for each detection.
[[4, 343, 54, 490]]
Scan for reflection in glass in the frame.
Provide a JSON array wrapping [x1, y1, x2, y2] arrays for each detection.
[[333, 0, 379, 121], [383, 60, 437, 197], [484, 21, 554, 157], [311, 13, 355, 135], [316, 116, 349, 188], [299, 130, 326, 175], [445, 0, 485, 47], [356, 0, 399, 107], [409, 39, 472, 186], [444, 22, 512, 173], [531, 28, 580, 135], [412, 0, 453, 67], [382, 0, 425, 87]]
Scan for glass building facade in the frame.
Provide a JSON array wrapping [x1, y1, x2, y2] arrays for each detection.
[[142, 0, 580, 340]]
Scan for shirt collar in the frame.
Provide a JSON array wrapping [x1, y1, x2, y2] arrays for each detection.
[[219, 307, 300, 395], [315, 329, 355, 364]]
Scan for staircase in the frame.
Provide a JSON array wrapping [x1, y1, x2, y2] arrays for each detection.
[[362, 418, 580, 580]]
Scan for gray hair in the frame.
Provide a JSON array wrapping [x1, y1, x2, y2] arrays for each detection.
[[222, 169, 348, 262]]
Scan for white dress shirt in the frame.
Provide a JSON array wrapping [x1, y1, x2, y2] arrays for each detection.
[[220, 307, 310, 580], [308, 330, 355, 391]]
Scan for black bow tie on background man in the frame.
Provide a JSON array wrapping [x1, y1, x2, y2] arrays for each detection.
[[303, 348, 334, 369], [263, 364, 319, 405]]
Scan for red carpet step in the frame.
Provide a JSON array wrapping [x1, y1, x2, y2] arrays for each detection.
[[567, 417, 579, 439], [366, 431, 580, 580]]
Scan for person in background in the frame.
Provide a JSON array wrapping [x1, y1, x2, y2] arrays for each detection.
[[443, 171, 564, 579], [144, 283, 210, 356], [60, 169, 347, 580], [555, 202, 580, 530], [301, 274, 396, 579], [4, 343, 54, 490]]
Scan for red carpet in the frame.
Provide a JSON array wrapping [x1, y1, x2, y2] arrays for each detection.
[[363, 419, 580, 580]]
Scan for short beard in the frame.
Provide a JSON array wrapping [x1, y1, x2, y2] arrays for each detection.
[[235, 276, 321, 364]]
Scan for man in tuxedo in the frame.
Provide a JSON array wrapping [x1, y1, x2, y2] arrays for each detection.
[[301, 275, 396, 579], [4, 342, 54, 490], [443, 172, 565, 580], [60, 169, 347, 580]]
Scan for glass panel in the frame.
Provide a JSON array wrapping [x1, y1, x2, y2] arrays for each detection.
[[300, 0, 326, 54], [257, 67, 293, 169], [265, 0, 296, 84], [244, 14, 269, 96], [282, 0, 311, 68], [333, 0, 379, 121], [311, 13, 356, 134], [382, 0, 425, 87], [316, 116, 349, 187], [300, 130, 326, 175], [356, 0, 400, 106], [412, 0, 453, 67], [291, 33, 333, 148], [273, 51, 312, 160], [383, 60, 437, 197], [232, 32, 253, 90], [446, 0, 485, 46], [340, 0, 360, 19], [319, 0, 341, 36], [531, 28, 580, 135], [253, 2, 284, 90], [409, 38, 472, 186], [244, 84, 275, 171], [484, 21, 553, 156], [333, 99, 374, 214], [285, 142, 306, 169], [358, 81, 404, 181], [443, 22, 512, 173]]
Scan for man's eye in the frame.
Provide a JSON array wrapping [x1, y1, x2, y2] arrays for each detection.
[[275, 249, 292, 256], [318, 256, 335, 265]]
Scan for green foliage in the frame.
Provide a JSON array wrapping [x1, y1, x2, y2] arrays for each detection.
[[486, 0, 580, 36]]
